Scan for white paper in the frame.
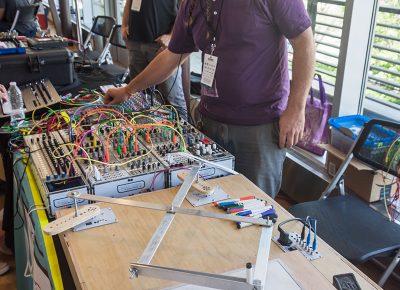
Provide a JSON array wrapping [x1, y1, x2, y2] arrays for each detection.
[[201, 54, 218, 87], [166, 259, 303, 290], [131, 0, 142, 12]]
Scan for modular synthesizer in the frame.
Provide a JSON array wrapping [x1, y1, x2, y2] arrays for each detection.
[[23, 100, 234, 216], [23, 132, 89, 216]]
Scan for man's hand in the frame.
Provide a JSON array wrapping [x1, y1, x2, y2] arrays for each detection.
[[0, 84, 8, 103], [104, 86, 132, 105], [279, 106, 305, 148], [122, 25, 129, 39], [155, 34, 171, 54]]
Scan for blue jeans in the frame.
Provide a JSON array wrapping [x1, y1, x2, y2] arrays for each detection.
[[201, 114, 287, 198], [126, 40, 187, 119]]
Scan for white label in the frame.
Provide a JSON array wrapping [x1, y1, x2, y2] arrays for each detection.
[[131, 0, 142, 12], [201, 53, 218, 87]]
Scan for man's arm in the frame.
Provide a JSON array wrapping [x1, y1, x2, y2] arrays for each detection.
[[279, 27, 315, 148], [104, 49, 190, 105], [121, 0, 132, 39], [0, 84, 8, 102], [0, 0, 5, 20]]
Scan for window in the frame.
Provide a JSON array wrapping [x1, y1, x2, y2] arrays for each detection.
[[309, 0, 345, 87], [69, 0, 109, 30], [289, 0, 345, 96], [365, 2, 400, 113], [116, 0, 126, 24]]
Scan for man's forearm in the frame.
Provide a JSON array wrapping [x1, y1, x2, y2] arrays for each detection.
[[0, 8, 5, 21], [122, 0, 131, 27], [126, 49, 190, 94], [289, 27, 315, 110]]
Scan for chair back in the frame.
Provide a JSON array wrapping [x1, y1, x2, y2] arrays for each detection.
[[91, 16, 116, 38], [110, 25, 126, 49], [354, 119, 400, 177]]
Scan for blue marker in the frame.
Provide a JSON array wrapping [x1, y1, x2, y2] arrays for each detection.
[[236, 210, 277, 229], [236, 205, 273, 216]]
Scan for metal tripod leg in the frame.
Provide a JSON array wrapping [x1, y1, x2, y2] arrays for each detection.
[[378, 248, 400, 286]]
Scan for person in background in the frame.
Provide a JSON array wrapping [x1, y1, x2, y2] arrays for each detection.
[[121, 0, 188, 119], [0, 0, 40, 37], [0, 84, 10, 276], [105, 0, 315, 199]]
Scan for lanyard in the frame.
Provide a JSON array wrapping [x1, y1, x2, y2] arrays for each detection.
[[199, 0, 225, 55]]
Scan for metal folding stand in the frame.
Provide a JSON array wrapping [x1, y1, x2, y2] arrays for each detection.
[[67, 163, 274, 290], [73, 0, 84, 52]]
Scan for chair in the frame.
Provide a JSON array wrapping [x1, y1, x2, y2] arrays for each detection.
[[289, 119, 400, 287], [108, 25, 130, 83], [82, 16, 116, 65]]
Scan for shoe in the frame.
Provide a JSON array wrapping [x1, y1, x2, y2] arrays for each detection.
[[0, 262, 10, 275]]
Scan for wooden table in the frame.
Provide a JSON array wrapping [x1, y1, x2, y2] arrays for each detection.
[[58, 175, 381, 290]]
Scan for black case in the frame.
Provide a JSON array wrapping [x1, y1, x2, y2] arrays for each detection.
[[0, 48, 74, 86]]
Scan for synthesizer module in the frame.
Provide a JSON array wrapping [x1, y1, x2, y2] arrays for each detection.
[[23, 93, 234, 216]]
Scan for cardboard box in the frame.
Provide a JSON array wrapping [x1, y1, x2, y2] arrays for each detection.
[[320, 144, 396, 202]]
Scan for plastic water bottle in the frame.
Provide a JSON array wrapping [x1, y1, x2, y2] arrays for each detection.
[[8, 82, 25, 126]]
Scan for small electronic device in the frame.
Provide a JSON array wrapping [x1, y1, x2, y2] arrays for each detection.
[[273, 218, 322, 261], [333, 273, 361, 290], [27, 36, 68, 50], [0, 38, 26, 55]]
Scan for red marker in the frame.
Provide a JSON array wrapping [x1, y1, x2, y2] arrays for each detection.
[[213, 195, 256, 207]]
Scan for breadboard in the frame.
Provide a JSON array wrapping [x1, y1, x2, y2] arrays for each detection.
[[43, 205, 101, 235]]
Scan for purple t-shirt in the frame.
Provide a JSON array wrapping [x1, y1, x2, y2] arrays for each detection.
[[169, 0, 311, 125]]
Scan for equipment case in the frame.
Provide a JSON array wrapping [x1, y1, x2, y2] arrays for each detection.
[[0, 48, 74, 86]]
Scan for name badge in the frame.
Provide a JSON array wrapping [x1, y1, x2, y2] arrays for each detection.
[[201, 53, 218, 88], [131, 0, 142, 12]]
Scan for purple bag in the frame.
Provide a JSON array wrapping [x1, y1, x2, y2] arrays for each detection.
[[297, 74, 332, 156]]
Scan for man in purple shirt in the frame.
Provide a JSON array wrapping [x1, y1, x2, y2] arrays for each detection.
[[105, 0, 315, 198]]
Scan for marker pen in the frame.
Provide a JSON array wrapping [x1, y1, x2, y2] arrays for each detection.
[[237, 212, 278, 229], [226, 200, 267, 213], [213, 195, 256, 207], [235, 205, 274, 216], [216, 198, 258, 208], [230, 204, 270, 215]]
